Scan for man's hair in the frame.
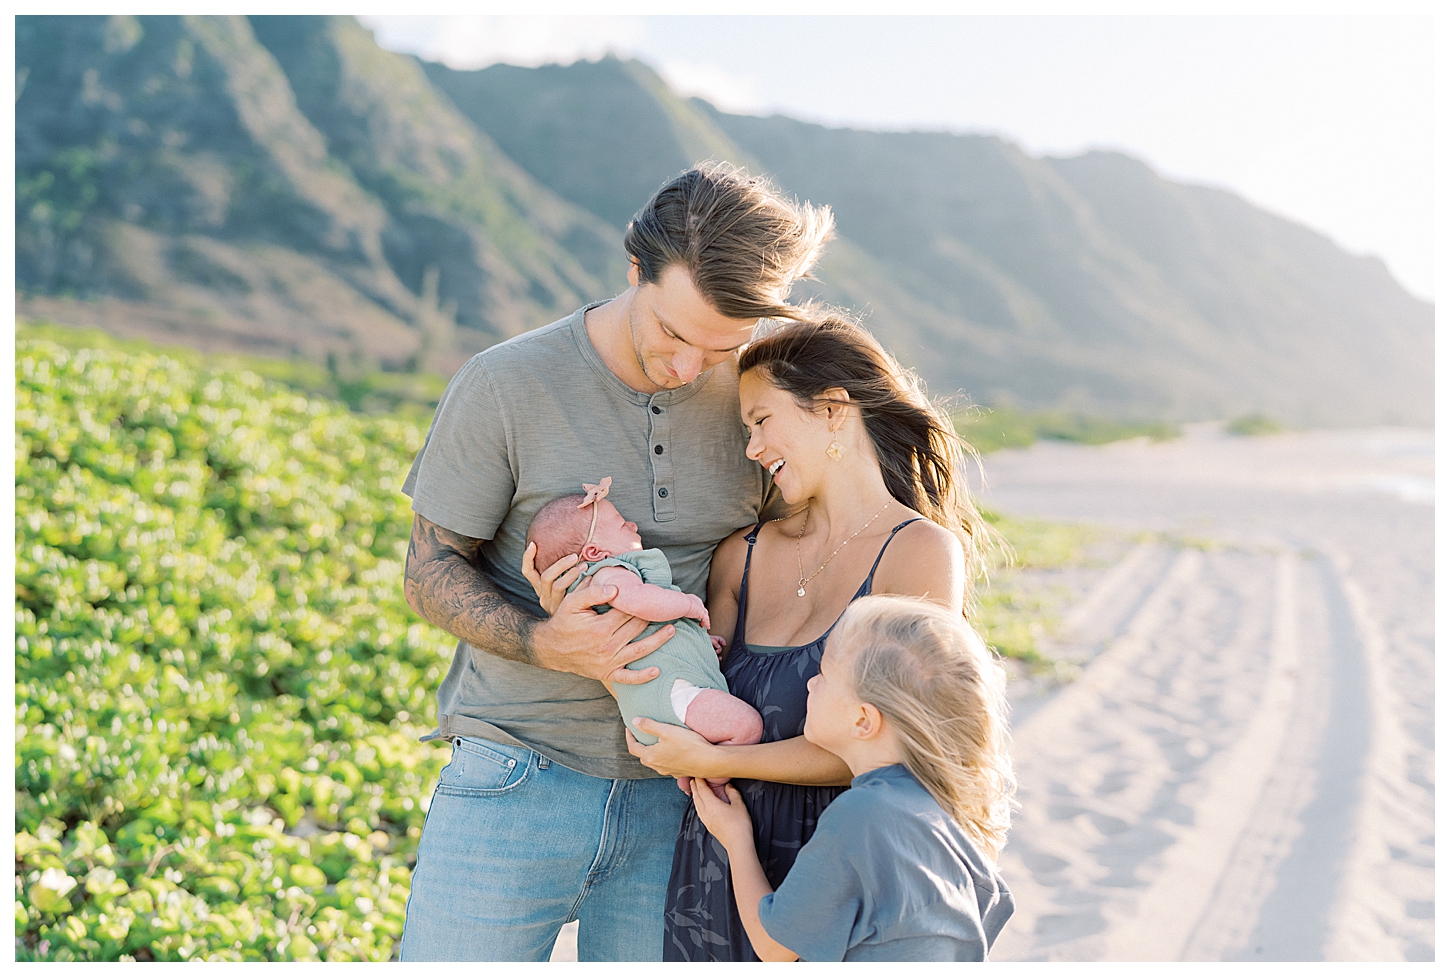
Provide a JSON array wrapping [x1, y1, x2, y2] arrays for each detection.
[[623, 161, 835, 320], [525, 495, 593, 569]]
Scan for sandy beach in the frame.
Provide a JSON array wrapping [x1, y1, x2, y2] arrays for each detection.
[[979, 425, 1434, 962], [546, 424, 1432, 963]]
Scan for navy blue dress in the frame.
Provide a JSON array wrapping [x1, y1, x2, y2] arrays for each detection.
[[662, 518, 922, 961]]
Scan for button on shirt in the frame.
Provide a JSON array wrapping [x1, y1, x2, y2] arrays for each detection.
[[401, 304, 776, 778], [757, 764, 1015, 961]]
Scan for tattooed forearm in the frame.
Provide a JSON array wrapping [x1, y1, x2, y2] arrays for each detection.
[[404, 514, 539, 665]]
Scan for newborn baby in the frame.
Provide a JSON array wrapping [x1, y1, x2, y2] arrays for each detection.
[[526, 478, 763, 798]]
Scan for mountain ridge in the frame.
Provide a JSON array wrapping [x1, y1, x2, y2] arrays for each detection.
[[15, 16, 1432, 425]]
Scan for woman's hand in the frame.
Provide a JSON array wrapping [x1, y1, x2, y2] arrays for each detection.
[[522, 542, 585, 616], [626, 719, 724, 779], [690, 779, 754, 852]]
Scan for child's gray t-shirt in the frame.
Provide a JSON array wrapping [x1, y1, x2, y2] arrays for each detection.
[[757, 764, 1015, 961], [402, 304, 774, 779]]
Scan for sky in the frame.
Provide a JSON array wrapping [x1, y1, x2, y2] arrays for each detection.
[[360, 13, 1435, 303]]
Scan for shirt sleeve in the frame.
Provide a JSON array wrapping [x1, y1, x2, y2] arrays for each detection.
[[756, 817, 865, 962], [401, 355, 515, 541]]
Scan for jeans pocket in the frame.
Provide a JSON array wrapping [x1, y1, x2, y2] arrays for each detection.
[[436, 737, 533, 796]]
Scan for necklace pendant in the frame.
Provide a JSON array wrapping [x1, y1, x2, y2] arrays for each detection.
[[797, 586, 806, 597]]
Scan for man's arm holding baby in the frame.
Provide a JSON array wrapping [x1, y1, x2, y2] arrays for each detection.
[[590, 566, 710, 630], [404, 513, 668, 685]]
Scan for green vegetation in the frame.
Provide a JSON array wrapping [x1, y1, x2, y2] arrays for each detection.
[[15, 336, 454, 960], [976, 511, 1100, 666], [985, 510, 1099, 570], [1225, 413, 1285, 436], [17, 15, 619, 375], [16, 320, 448, 423], [956, 404, 1179, 454], [978, 588, 1055, 667], [12, 324, 1107, 959]]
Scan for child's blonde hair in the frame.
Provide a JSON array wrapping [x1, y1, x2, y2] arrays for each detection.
[[833, 595, 1016, 861]]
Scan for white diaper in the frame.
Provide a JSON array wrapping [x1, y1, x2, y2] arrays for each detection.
[[670, 679, 706, 723]]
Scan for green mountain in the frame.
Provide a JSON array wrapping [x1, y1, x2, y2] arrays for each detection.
[[16, 16, 1432, 425], [16, 15, 623, 374], [426, 52, 1430, 424], [704, 108, 1431, 424], [423, 56, 743, 231]]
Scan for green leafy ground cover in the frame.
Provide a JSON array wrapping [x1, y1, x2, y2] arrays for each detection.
[[16, 319, 449, 423], [15, 337, 454, 960], [14, 329, 1088, 960], [956, 404, 1179, 454], [977, 511, 1100, 666], [952, 405, 1162, 667], [1224, 412, 1286, 436]]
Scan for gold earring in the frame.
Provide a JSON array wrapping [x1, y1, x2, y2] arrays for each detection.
[[826, 437, 844, 461]]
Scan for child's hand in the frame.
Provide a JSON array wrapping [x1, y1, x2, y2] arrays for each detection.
[[687, 595, 710, 630], [710, 635, 728, 661], [690, 778, 754, 852]]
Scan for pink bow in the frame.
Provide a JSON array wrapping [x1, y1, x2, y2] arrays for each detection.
[[577, 476, 612, 509]]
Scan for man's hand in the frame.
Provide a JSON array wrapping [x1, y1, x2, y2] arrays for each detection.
[[530, 581, 671, 685], [405, 514, 668, 682], [521, 542, 584, 617]]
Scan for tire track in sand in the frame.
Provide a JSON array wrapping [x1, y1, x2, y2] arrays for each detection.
[[1317, 550, 1427, 961], [1107, 552, 1303, 960], [993, 545, 1318, 960]]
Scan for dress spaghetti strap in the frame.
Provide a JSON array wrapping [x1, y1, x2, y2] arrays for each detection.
[[665, 513, 926, 961], [732, 520, 768, 645], [732, 516, 924, 655], [855, 517, 924, 599]]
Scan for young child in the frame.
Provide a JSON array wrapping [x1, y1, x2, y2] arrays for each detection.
[[690, 594, 1016, 962], [526, 478, 763, 797]]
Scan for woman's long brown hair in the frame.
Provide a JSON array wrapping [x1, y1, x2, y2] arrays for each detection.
[[739, 315, 1004, 605]]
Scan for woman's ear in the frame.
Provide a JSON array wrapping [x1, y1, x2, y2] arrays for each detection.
[[821, 387, 851, 431], [626, 258, 640, 288]]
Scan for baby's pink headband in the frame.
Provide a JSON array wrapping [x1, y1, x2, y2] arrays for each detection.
[[578, 476, 612, 547]]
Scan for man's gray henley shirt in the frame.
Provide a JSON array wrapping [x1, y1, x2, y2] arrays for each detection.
[[402, 304, 774, 779]]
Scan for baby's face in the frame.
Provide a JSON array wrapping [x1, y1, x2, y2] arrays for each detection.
[[586, 500, 643, 556]]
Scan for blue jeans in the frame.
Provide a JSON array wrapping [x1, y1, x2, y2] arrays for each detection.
[[399, 736, 689, 961]]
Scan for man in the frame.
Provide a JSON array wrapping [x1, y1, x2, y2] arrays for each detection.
[[397, 163, 834, 961]]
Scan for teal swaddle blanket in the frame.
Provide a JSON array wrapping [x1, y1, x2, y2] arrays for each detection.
[[566, 549, 728, 745]]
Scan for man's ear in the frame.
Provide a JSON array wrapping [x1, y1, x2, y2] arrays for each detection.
[[580, 543, 609, 562], [821, 387, 851, 431]]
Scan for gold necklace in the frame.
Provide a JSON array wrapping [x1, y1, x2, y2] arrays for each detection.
[[796, 499, 894, 597]]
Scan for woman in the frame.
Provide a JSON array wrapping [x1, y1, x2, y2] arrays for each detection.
[[626, 315, 1000, 961]]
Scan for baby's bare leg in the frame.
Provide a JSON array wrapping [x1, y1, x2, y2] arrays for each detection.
[[682, 689, 763, 801], [684, 688, 763, 746]]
